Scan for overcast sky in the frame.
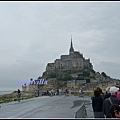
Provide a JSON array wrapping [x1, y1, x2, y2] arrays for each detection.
[[0, 1, 120, 91]]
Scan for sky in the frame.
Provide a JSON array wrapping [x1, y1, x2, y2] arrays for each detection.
[[0, 1, 120, 91]]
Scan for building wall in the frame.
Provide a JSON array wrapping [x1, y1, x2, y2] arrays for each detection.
[[45, 42, 93, 77], [22, 84, 38, 92]]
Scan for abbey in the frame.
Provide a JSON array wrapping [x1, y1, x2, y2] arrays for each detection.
[[22, 37, 119, 92], [45, 37, 93, 74]]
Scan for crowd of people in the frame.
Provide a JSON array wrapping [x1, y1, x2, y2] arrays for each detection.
[[46, 88, 71, 96], [91, 86, 120, 118]]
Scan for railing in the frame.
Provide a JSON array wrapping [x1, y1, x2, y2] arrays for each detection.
[[74, 102, 87, 118]]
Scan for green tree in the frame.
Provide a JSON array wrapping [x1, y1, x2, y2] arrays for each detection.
[[83, 71, 90, 77], [76, 76, 84, 80], [48, 71, 56, 78], [86, 78, 90, 83]]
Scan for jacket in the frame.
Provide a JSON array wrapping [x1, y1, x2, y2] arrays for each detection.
[[117, 92, 120, 99], [91, 96, 104, 112], [103, 95, 120, 118]]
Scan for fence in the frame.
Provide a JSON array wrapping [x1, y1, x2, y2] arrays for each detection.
[[74, 102, 87, 118]]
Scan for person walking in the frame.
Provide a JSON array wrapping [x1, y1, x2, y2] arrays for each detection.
[[91, 89, 104, 118], [79, 88, 84, 97], [46, 90, 49, 96], [56, 88, 59, 95], [59, 88, 62, 96], [65, 88, 69, 96], [17, 89, 21, 102]]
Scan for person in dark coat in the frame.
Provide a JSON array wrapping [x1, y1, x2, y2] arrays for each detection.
[[17, 89, 21, 102], [91, 89, 104, 118], [103, 86, 120, 118]]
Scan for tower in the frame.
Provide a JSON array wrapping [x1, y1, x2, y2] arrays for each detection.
[[69, 35, 74, 54]]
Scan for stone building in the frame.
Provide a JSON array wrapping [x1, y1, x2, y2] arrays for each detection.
[[22, 84, 38, 93], [22, 79, 47, 92], [45, 37, 93, 75]]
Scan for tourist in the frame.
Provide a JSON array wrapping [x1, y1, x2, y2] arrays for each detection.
[[96, 87, 104, 98], [109, 104, 120, 118], [17, 89, 21, 102], [103, 86, 120, 118], [65, 88, 69, 96], [91, 89, 104, 118], [104, 86, 111, 100], [79, 88, 84, 97], [59, 88, 62, 96]]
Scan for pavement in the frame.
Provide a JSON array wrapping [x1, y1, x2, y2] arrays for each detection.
[[0, 95, 94, 118], [83, 96, 94, 118]]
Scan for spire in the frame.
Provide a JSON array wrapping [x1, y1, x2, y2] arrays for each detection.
[[69, 35, 74, 54], [71, 35, 73, 47]]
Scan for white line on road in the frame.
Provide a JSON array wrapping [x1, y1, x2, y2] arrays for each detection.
[[21, 106, 51, 118], [8, 105, 51, 118], [42, 106, 51, 110]]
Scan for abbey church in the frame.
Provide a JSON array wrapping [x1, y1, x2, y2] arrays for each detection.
[[45, 37, 93, 75]]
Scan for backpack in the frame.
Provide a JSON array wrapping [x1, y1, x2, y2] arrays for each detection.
[[108, 98, 113, 105], [105, 98, 119, 118]]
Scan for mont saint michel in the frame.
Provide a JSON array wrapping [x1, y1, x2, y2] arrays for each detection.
[[39, 37, 119, 90], [22, 37, 120, 92], [45, 37, 93, 75], [43, 37, 93, 80]]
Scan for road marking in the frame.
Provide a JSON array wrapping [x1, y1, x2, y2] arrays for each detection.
[[21, 106, 51, 118], [42, 106, 51, 110], [39, 96, 49, 98], [8, 105, 51, 118]]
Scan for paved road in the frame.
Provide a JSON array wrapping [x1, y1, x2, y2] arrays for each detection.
[[0, 95, 94, 118]]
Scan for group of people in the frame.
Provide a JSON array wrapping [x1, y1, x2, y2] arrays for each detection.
[[46, 88, 62, 96], [91, 86, 120, 118], [46, 88, 72, 97]]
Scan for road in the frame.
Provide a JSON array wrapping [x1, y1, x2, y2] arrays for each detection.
[[0, 95, 94, 118]]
